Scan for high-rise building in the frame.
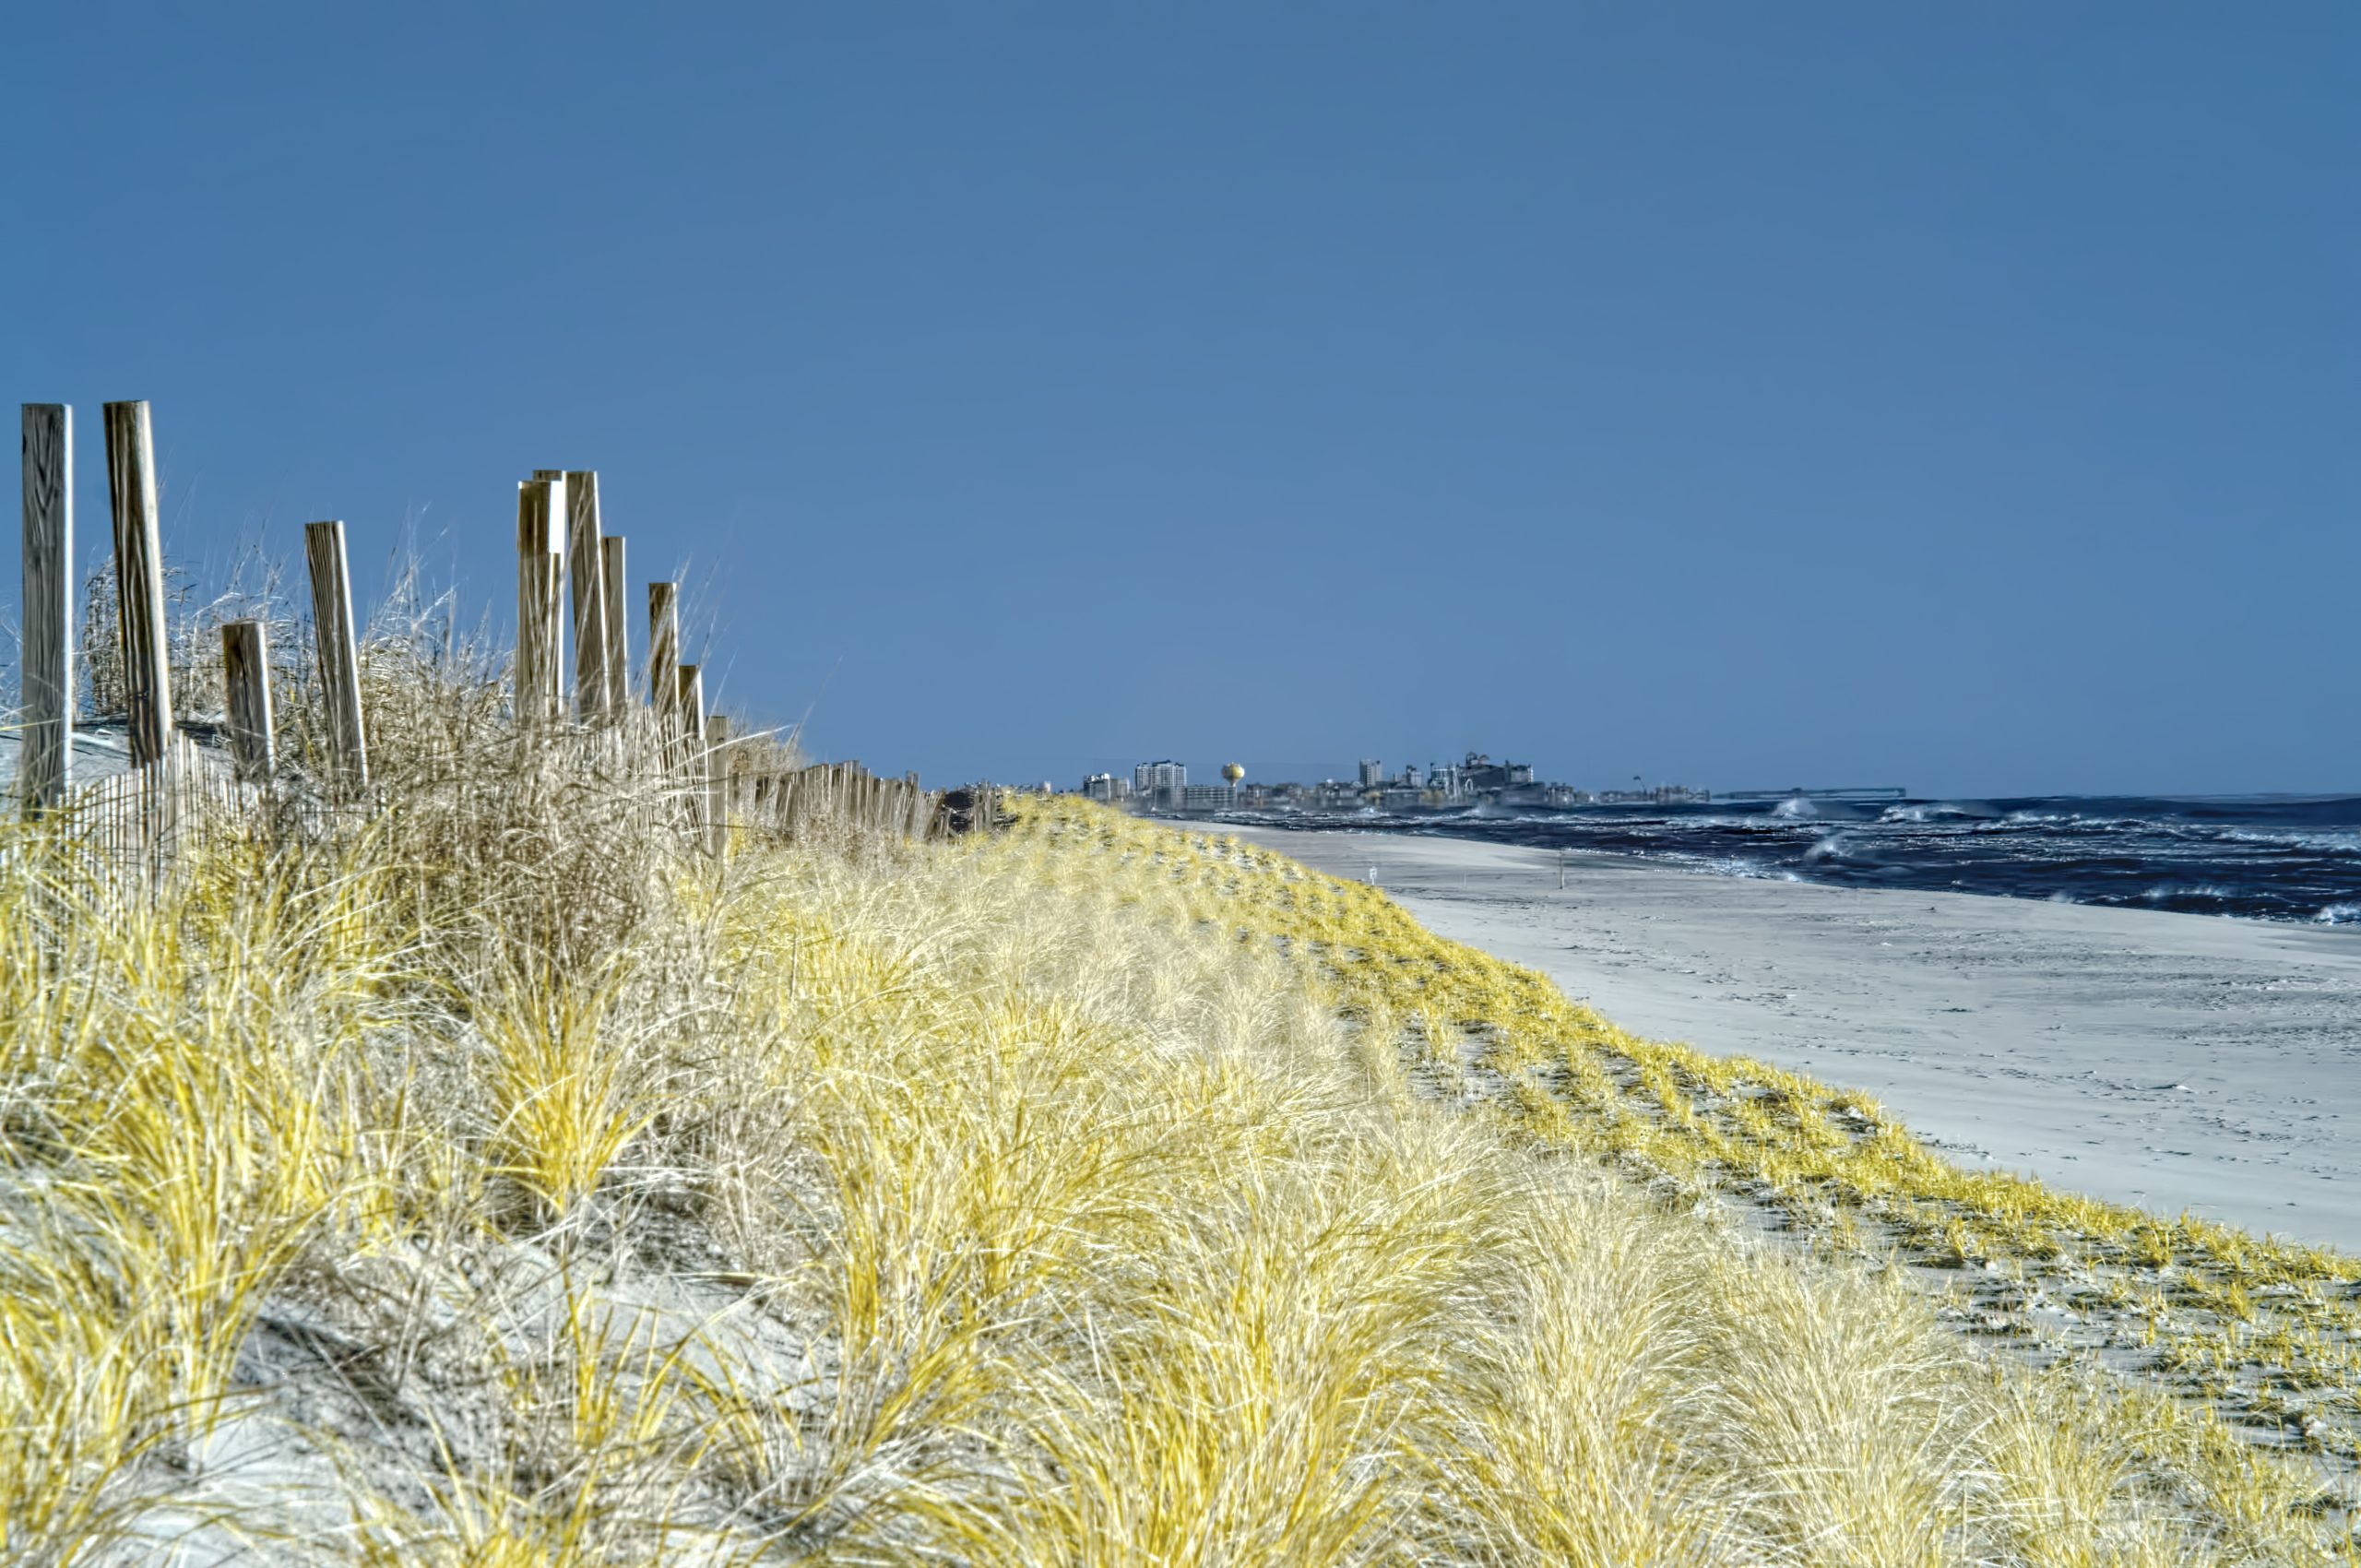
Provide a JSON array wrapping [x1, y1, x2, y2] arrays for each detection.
[[1358, 758, 1382, 789], [1133, 760, 1186, 793], [1133, 759, 1187, 810]]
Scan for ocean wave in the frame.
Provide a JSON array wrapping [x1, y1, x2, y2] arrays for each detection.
[[2213, 826, 2361, 856], [2139, 882, 2238, 903], [1264, 793, 2357, 925], [1669, 854, 1802, 883], [1880, 801, 2001, 824], [1804, 833, 1866, 865], [2001, 810, 2165, 834], [1770, 798, 1886, 824]]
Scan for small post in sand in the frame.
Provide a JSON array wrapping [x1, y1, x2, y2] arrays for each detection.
[[220, 619, 275, 785], [676, 661, 706, 820], [648, 581, 679, 728], [304, 521, 369, 794], [18, 404, 71, 812], [599, 536, 627, 716], [102, 400, 173, 767], [516, 475, 566, 727], [564, 470, 608, 724], [704, 712, 729, 856]]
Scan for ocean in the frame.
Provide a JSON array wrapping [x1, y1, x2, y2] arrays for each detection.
[[1216, 795, 2361, 926]]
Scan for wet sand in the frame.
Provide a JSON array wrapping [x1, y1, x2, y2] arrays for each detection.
[[1228, 826, 2361, 1251]]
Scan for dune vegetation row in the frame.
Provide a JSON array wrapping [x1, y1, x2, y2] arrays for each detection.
[[1048, 806, 2361, 1463], [2, 645, 2354, 1563]]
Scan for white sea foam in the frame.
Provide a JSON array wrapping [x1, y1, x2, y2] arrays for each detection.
[[1667, 853, 1804, 883], [2141, 882, 2236, 903], [2218, 826, 2361, 855], [2317, 903, 2361, 926], [1880, 801, 2000, 824]]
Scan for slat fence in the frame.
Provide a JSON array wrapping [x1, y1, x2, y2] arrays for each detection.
[[15, 400, 975, 880]]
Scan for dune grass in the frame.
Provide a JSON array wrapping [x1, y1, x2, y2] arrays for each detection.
[[1031, 804, 2361, 1458], [1, 659, 2354, 1561]]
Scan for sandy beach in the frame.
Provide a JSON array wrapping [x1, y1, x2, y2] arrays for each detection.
[[1228, 825, 2361, 1253]]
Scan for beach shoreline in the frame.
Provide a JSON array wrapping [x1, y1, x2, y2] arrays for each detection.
[[1226, 823, 2361, 1252]]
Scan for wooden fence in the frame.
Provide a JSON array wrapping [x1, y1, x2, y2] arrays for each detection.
[[51, 731, 248, 879], [15, 398, 993, 872]]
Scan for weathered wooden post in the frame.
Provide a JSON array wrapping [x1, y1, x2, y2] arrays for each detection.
[[102, 401, 173, 766], [675, 662, 706, 827], [516, 476, 566, 725], [705, 713, 730, 856], [647, 581, 679, 726], [675, 663, 705, 752], [303, 521, 369, 793], [599, 536, 627, 716], [564, 470, 609, 723], [220, 619, 275, 784], [19, 405, 71, 812]]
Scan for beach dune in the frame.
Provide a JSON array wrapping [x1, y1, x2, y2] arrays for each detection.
[[1229, 826, 2361, 1252]]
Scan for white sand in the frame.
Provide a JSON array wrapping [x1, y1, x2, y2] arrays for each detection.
[[1227, 825, 2361, 1252]]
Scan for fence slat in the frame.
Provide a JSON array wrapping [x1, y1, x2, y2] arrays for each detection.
[[600, 535, 628, 715], [102, 401, 173, 766], [19, 404, 71, 811], [564, 470, 609, 723], [303, 521, 369, 792], [516, 476, 566, 725], [221, 619, 275, 784]]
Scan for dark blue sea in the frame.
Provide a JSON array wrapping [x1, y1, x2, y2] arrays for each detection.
[[1217, 795, 2361, 926]]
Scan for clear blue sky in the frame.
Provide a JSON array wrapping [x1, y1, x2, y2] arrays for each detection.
[[6, 5, 2354, 796]]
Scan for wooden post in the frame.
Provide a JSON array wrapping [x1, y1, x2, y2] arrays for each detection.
[[564, 470, 608, 723], [19, 405, 71, 812], [303, 521, 368, 791], [675, 663, 705, 753], [516, 476, 565, 725], [220, 619, 275, 785], [599, 536, 627, 716], [705, 713, 729, 856], [647, 581, 679, 723], [676, 662, 705, 828], [102, 401, 172, 766]]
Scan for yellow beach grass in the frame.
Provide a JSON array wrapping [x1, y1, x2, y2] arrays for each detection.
[[0, 684, 2349, 1561]]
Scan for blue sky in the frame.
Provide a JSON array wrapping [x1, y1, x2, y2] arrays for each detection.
[[6, 4, 2355, 796]]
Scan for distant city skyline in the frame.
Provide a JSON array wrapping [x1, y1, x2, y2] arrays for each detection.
[[5, 6, 2354, 798], [1074, 754, 1833, 795]]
